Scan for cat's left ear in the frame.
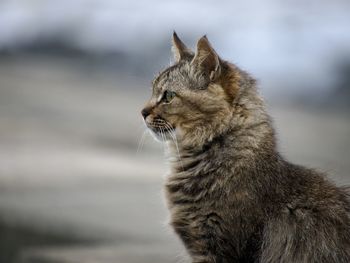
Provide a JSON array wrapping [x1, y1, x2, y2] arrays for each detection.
[[172, 31, 193, 63], [191, 36, 221, 82]]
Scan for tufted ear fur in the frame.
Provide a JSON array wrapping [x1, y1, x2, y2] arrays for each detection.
[[172, 31, 193, 63], [191, 36, 221, 82]]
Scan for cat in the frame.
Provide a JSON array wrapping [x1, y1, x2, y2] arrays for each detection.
[[141, 32, 350, 263]]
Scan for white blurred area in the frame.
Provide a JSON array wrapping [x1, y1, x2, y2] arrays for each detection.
[[0, 1, 349, 262], [1, 0, 350, 98]]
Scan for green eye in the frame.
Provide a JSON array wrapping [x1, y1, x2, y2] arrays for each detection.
[[163, 90, 176, 103]]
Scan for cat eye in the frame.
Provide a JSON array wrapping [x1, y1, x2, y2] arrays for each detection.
[[163, 90, 176, 103]]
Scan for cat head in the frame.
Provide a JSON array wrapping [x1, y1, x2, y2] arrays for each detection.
[[141, 32, 244, 148]]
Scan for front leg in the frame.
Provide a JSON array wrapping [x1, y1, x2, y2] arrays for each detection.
[[172, 212, 231, 263]]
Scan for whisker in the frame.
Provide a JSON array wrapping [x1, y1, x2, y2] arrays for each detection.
[[147, 120, 184, 171], [136, 130, 148, 154], [163, 122, 184, 171], [160, 127, 165, 141], [160, 126, 170, 154]]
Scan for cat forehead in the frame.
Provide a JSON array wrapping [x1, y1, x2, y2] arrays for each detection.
[[152, 62, 192, 89]]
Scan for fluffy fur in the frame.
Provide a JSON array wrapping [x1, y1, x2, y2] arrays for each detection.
[[141, 32, 350, 263]]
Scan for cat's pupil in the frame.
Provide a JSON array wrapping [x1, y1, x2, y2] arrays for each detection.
[[164, 90, 176, 103]]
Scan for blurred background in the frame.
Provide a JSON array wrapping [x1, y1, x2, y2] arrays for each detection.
[[0, 0, 349, 262]]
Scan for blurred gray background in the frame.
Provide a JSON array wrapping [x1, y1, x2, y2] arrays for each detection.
[[0, 0, 349, 262]]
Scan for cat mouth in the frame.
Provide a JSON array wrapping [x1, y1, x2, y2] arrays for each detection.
[[146, 119, 176, 140], [148, 123, 174, 134]]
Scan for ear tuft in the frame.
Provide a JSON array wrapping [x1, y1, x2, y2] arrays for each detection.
[[172, 31, 193, 63], [191, 35, 221, 81]]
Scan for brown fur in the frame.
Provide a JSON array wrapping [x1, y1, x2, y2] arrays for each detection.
[[141, 32, 350, 262]]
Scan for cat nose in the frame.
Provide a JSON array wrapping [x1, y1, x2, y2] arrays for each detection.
[[141, 108, 151, 119]]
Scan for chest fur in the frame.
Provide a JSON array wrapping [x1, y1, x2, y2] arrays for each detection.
[[165, 173, 264, 260]]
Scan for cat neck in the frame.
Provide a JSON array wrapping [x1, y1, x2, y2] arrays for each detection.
[[167, 112, 277, 176]]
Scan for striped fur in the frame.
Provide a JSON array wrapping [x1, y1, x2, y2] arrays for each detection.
[[141, 33, 350, 262]]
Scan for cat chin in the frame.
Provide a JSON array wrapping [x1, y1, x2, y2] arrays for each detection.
[[148, 129, 173, 142]]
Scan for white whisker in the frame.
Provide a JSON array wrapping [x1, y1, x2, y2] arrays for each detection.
[[160, 127, 168, 153], [164, 122, 184, 171], [147, 120, 184, 171], [137, 130, 148, 154]]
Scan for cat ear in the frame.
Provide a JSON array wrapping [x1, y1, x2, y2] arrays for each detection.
[[191, 35, 221, 81], [172, 31, 193, 63]]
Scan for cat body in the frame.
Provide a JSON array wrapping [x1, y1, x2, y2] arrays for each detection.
[[141, 32, 350, 262]]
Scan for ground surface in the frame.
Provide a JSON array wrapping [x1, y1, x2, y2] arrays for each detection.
[[0, 55, 349, 262]]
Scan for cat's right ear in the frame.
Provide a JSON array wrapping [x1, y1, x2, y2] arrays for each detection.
[[172, 31, 193, 63], [191, 36, 221, 82]]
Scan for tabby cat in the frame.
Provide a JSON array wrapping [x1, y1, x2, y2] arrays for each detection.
[[141, 32, 350, 263]]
